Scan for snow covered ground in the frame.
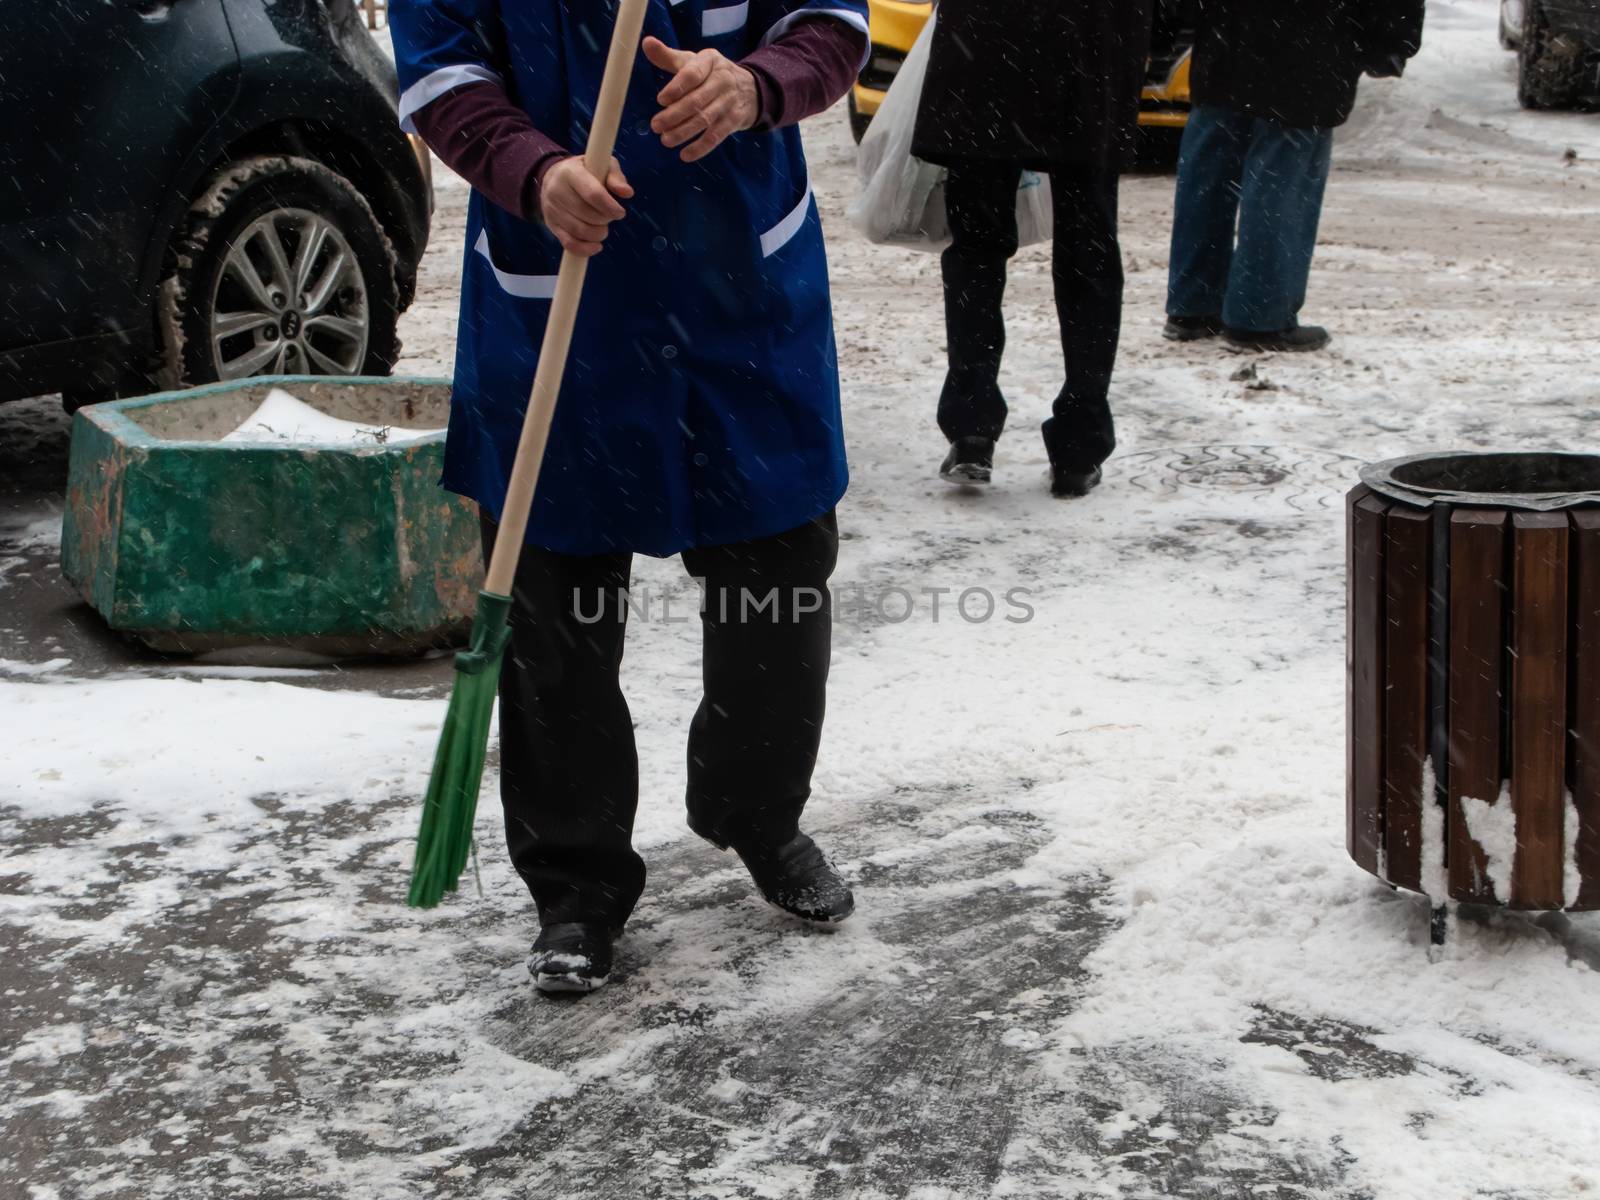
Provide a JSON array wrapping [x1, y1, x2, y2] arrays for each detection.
[[5, 1, 1600, 1195]]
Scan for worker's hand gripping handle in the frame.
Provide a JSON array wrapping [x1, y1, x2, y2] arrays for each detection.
[[482, 0, 652, 598]]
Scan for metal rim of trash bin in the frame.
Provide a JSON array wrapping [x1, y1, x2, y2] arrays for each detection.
[[1360, 450, 1600, 512]]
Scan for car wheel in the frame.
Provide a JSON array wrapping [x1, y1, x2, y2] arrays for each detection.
[[163, 155, 400, 388], [1517, 0, 1586, 109]]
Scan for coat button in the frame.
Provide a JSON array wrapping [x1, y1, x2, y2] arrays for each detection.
[[693, 452, 709, 467], [651, 235, 668, 252], [661, 344, 678, 360], [635, 121, 650, 136]]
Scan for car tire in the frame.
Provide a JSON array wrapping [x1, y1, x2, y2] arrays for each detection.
[[1517, 0, 1586, 109], [162, 155, 401, 389]]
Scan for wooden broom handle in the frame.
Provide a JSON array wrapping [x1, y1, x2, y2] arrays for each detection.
[[483, 0, 652, 597]]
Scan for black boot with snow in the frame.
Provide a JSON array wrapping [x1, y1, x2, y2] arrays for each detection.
[[730, 832, 855, 926], [940, 436, 995, 486], [528, 922, 613, 995]]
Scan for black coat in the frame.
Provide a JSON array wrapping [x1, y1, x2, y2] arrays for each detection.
[[1190, 0, 1426, 129], [911, 0, 1155, 172]]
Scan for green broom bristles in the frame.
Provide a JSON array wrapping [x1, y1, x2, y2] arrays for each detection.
[[408, 591, 514, 909]]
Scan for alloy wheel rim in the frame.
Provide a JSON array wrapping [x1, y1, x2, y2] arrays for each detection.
[[209, 207, 369, 381]]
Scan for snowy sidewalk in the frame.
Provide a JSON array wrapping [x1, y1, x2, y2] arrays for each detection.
[[5, 2, 1600, 1196]]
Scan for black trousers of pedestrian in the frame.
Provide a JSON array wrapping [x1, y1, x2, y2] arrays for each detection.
[[480, 511, 838, 931], [938, 161, 1124, 473]]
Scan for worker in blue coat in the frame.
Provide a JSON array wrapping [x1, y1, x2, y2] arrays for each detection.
[[391, 0, 868, 993]]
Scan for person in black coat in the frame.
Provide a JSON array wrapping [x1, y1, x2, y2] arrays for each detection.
[[1164, 0, 1425, 352], [911, 0, 1154, 497]]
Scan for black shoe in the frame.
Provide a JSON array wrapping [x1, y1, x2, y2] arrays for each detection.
[[528, 922, 613, 995], [1049, 463, 1104, 498], [730, 832, 855, 926], [1223, 324, 1331, 353], [939, 436, 995, 486], [1163, 314, 1223, 342]]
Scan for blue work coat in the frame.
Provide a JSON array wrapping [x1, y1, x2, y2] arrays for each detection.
[[390, 0, 867, 557]]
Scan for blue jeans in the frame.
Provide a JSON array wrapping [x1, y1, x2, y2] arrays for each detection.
[[1166, 104, 1334, 334]]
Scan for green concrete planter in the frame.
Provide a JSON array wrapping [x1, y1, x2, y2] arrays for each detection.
[[62, 376, 482, 656]]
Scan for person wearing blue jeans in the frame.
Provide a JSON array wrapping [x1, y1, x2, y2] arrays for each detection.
[[1163, 0, 1424, 353], [1166, 108, 1333, 349]]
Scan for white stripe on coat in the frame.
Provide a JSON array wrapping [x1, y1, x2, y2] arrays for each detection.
[[473, 230, 558, 299], [758, 8, 870, 70], [702, 2, 749, 36], [759, 184, 813, 258], [398, 63, 503, 132]]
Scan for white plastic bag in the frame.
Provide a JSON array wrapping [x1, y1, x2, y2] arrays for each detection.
[[848, 10, 1053, 251]]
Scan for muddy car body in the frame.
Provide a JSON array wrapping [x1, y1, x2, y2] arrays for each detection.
[[0, 0, 431, 407]]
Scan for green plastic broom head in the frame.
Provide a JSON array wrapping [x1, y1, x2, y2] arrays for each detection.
[[407, 590, 514, 908]]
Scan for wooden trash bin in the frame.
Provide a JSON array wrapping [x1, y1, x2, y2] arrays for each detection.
[[1348, 452, 1600, 936]]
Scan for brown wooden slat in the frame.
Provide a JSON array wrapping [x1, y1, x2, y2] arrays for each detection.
[[1447, 509, 1508, 903], [1573, 511, 1600, 910], [1384, 504, 1432, 891], [1348, 487, 1389, 874], [1510, 512, 1570, 909]]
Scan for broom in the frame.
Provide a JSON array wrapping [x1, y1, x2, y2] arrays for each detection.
[[408, 0, 652, 908]]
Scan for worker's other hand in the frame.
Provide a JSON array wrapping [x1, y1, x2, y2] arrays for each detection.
[[643, 35, 759, 163], [540, 156, 633, 257]]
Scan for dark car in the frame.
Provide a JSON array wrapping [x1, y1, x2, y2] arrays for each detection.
[[0, 0, 432, 409], [1501, 0, 1600, 108]]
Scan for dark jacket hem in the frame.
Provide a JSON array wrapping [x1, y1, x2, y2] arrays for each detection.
[[444, 471, 850, 560]]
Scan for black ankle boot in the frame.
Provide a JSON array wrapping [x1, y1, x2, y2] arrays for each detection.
[[528, 921, 614, 995], [1049, 463, 1104, 498], [729, 832, 855, 926], [939, 436, 995, 486]]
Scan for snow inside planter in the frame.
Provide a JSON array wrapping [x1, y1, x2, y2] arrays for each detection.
[[61, 376, 480, 656], [1347, 452, 1600, 918]]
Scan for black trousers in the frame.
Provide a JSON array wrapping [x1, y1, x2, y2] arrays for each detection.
[[481, 511, 839, 930], [938, 161, 1124, 472]]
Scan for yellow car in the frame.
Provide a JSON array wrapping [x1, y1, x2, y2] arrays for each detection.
[[848, 0, 1194, 162]]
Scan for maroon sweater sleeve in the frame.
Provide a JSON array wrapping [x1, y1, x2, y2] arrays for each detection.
[[741, 18, 867, 132], [408, 18, 867, 219], [407, 81, 566, 222]]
